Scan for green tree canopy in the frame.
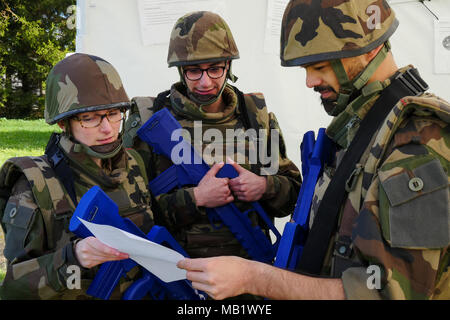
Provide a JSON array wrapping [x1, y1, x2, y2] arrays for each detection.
[[0, 0, 76, 119]]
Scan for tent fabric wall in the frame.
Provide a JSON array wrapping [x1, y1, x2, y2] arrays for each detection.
[[76, 0, 450, 233]]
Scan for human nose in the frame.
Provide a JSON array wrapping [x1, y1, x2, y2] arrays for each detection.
[[305, 69, 322, 89], [198, 70, 213, 86], [98, 115, 113, 132]]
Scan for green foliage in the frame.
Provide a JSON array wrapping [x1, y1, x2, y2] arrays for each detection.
[[0, 0, 76, 119], [0, 118, 60, 166]]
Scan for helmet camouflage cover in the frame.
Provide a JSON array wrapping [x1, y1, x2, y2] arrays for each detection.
[[45, 53, 131, 124], [280, 0, 399, 66], [167, 11, 240, 67]]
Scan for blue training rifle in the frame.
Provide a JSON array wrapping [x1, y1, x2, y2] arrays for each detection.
[[69, 185, 206, 300], [274, 128, 334, 270], [136, 107, 281, 263]]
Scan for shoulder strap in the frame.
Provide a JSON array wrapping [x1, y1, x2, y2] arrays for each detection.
[[230, 85, 261, 132], [125, 91, 171, 148], [153, 90, 171, 113], [45, 133, 77, 206], [298, 67, 429, 275]]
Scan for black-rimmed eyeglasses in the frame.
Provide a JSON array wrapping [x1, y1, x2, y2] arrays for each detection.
[[183, 66, 226, 81], [73, 109, 125, 128]]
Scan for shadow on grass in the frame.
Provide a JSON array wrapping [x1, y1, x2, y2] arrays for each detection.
[[0, 130, 56, 150]]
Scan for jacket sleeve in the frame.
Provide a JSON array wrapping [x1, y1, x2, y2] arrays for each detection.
[[0, 175, 89, 300], [343, 116, 450, 300], [130, 136, 203, 232]]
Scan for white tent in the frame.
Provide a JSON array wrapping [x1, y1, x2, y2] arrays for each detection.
[[75, 0, 450, 233]]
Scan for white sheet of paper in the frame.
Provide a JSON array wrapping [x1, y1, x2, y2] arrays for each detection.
[[78, 218, 186, 283]]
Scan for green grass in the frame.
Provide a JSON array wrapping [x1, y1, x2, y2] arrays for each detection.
[[0, 118, 61, 167]]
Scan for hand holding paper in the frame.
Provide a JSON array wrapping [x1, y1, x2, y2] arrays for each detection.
[[78, 217, 187, 283]]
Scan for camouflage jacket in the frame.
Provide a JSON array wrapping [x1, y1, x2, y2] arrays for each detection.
[[0, 134, 154, 299], [309, 67, 449, 299], [124, 83, 301, 258]]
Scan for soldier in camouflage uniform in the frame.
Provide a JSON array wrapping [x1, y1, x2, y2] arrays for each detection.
[[0, 53, 155, 299], [177, 0, 449, 300], [123, 11, 300, 264]]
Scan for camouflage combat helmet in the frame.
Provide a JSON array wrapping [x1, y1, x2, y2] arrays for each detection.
[[167, 11, 240, 106], [45, 53, 131, 125], [167, 11, 239, 68], [281, 0, 399, 116], [45, 53, 131, 159]]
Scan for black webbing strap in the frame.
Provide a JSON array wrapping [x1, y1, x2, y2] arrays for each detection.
[[297, 68, 429, 275], [231, 85, 251, 130], [44, 133, 78, 207], [230, 85, 261, 132], [152, 90, 171, 113], [229, 85, 264, 175]]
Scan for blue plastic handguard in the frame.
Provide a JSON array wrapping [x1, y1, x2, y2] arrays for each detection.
[[123, 226, 206, 300], [69, 186, 143, 299], [137, 108, 281, 263], [69, 186, 205, 300], [274, 128, 334, 270]]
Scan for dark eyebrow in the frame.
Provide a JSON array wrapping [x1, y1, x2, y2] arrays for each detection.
[[78, 113, 93, 119], [184, 62, 226, 70]]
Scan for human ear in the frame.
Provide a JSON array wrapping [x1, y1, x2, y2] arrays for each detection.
[[57, 121, 65, 131], [365, 44, 384, 62]]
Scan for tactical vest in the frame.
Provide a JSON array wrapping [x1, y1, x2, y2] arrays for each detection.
[[311, 93, 450, 277], [0, 148, 151, 252], [124, 87, 270, 156], [123, 88, 281, 258]]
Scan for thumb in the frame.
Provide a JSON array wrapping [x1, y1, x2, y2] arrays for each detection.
[[177, 258, 190, 269], [227, 157, 245, 173], [207, 162, 225, 177]]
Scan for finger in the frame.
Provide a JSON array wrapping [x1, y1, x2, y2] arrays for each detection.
[[229, 182, 242, 192], [225, 195, 234, 203], [207, 162, 225, 177], [87, 238, 129, 259], [228, 176, 240, 188], [227, 157, 248, 174], [228, 158, 245, 173], [185, 270, 211, 284], [177, 258, 208, 271]]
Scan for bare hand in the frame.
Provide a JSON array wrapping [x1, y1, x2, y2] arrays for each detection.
[[228, 159, 267, 202], [177, 256, 253, 300], [74, 236, 129, 269], [194, 162, 234, 207]]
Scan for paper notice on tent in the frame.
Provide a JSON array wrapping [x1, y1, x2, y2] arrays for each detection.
[[137, 0, 226, 46], [434, 19, 450, 74], [264, 0, 290, 55]]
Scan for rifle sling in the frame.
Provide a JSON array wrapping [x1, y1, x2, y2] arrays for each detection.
[[297, 68, 428, 275], [45, 133, 78, 207]]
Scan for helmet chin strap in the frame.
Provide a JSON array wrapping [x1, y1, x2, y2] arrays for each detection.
[[72, 137, 123, 159], [178, 61, 238, 107], [328, 42, 391, 117]]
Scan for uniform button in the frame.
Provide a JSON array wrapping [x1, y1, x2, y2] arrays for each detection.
[[9, 207, 17, 218], [408, 177, 424, 192], [131, 120, 138, 127]]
